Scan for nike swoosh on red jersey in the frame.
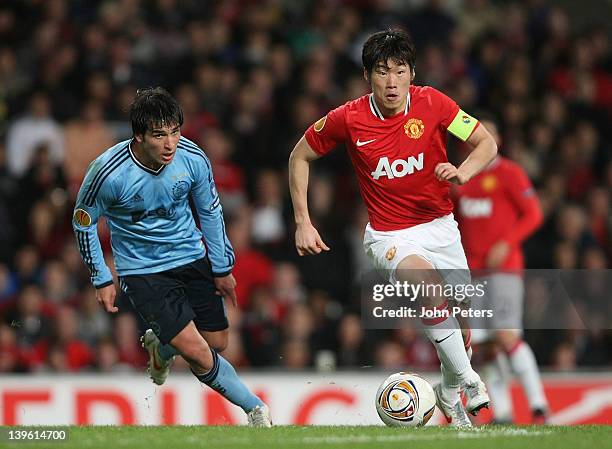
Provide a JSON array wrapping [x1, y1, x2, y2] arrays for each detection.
[[356, 138, 376, 147]]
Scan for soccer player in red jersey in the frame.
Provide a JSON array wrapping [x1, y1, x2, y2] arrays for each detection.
[[455, 118, 549, 423], [288, 29, 498, 427]]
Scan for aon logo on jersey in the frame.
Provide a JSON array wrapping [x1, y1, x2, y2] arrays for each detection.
[[371, 153, 424, 180], [459, 197, 492, 217]]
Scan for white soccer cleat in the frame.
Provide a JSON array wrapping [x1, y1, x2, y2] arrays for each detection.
[[464, 379, 490, 416], [433, 384, 472, 428], [247, 404, 272, 428], [141, 329, 173, 386]]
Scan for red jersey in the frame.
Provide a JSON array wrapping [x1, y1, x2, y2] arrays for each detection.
[[305, 86, 479, 231], [454, 157, 543, 270]]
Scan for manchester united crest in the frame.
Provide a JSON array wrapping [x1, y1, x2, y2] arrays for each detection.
[[481, 174, 498, 192], [404, 118, 424, 139]]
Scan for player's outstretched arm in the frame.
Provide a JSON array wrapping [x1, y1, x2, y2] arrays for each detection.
[[436, 124, 497, 185], [288, 136, 330, 256]]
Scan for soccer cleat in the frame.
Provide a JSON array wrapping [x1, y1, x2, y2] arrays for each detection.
[[464, 379, 490, 416], [532, 408, 548, 424], [247, 404, 272, 427], [433, 384, 472, 428], [141, 329, 173, 386]]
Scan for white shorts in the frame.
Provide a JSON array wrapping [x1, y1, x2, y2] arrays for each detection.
[[470, 274, 524, 344], [363, 213, 470, 290]]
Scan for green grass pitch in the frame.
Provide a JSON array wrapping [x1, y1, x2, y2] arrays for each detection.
[[1, 425, 611, 449]]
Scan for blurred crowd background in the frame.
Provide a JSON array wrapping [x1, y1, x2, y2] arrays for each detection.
[[0, 0, 610, 375]]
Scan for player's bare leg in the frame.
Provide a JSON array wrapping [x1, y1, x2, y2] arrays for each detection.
[[172, 321, 271, 427], [395, 255, 489, 418], [198, 328, 270, 425], [142, 328, 230, 386], [200, 328, 229, 352]]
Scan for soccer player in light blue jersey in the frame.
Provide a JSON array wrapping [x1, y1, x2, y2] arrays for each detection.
[[72, 87, 271, 426]]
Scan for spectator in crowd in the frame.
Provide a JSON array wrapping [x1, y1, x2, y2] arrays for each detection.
[[63, 100, 115, 195], [336, 314, 369, 367], [5, 92, 63, 177], [76, 286, 111, 348], [34, 305, 94, 372]]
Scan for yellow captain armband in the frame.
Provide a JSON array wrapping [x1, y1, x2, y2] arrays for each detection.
[[447, 109, 478, 141]]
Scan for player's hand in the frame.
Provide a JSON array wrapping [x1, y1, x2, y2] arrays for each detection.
[[295, 222, 330, 256], [486, 240, 510, 269], [96, 284, 118, 313], [435, 162, 468, 185], [214, 274, 238, 307]]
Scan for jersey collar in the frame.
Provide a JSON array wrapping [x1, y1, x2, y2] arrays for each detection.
[[128, 140, 166, 176], [486, 156, 501, 170], [368, 93, 411, 120]]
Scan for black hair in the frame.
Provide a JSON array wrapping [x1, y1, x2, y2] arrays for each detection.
[[129, 87, 184, 137], [362, 29, 416, 78]]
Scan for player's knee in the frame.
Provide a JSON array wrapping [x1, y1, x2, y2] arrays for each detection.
[[496, 330, 520, 353], [184, 344, 214, 372], [477, 341, 499, 362], [396, 255, 434, 272], [200, 329, 229, 353], [209, 338, 228, 352], [396, 256, 444, 308], [172, 332, 213, 371]]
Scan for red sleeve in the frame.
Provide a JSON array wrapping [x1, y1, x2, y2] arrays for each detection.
[[304, 103, 348, 156], [502, 165, 543, 246], [427, 87, 460, 129]]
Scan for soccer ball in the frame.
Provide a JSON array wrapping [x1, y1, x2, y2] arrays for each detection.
[[375, 372, 437, 427]]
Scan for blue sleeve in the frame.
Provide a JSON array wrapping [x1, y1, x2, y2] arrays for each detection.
[[191, 155, 235, 276], [72, 159, 115, 288]]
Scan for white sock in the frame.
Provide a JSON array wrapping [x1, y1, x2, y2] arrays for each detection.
[[440, 361, 460, 404], [508, 341, 548, 410], [482, 353, 513, 421], [423, 315, 480, 387]]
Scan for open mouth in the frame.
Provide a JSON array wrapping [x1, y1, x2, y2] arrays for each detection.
[[161, 153, 174, 163], [385, 93, 399, 102]]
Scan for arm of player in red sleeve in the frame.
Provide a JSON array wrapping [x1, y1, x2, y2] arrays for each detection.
[[502, 166, 544, 246], [430, 88, 497, 185], [289, 136, 331, 256], [304, 104, 348, 156], [290, 104, 348, 256]]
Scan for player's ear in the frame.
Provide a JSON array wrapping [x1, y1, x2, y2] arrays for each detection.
[[363, 67, 370, 84], [134, 133, 144, 143], [411, 66, 415, 81]]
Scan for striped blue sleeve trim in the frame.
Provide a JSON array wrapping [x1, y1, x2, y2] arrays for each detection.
[[76, 230, 97, 277]]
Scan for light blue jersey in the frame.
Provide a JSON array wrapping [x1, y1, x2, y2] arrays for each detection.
[[73, 136, 234, 288]]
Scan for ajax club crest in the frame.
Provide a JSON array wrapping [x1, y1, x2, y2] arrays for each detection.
[[404, 118, 424, 139]]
